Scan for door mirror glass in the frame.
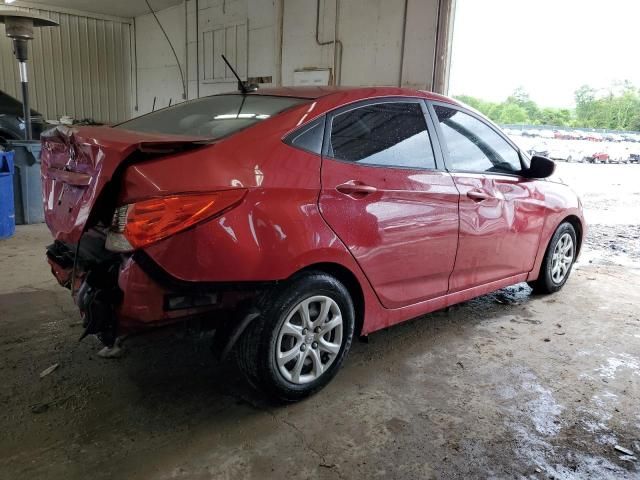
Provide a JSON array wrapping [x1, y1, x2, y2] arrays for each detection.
[[523, 155, 555, 178]]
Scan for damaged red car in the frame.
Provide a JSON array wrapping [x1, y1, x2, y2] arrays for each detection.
[[42, 87, 586, 401]]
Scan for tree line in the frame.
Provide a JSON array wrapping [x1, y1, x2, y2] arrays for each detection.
[[454, 82, 640, 132]]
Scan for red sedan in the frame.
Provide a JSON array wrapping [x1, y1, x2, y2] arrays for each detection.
[[41, 87, 585, 401]]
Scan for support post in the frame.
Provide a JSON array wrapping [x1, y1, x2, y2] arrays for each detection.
[[13, 38, 31, 140], [19, 62, 31, 140]]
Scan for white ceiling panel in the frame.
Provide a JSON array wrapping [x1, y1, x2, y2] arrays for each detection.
[[7, 0, 183, 19]]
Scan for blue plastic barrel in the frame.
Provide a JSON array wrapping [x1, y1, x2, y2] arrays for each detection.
[[8, 140, 44, 225], [0, 150, 16, 239]]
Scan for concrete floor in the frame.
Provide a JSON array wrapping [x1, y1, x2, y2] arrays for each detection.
[[0, 223, 639, 479]]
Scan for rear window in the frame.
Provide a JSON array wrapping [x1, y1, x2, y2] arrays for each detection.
[[115, 94, 307, 139]]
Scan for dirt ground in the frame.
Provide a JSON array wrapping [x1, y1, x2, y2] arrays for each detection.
[[1, 163, 639, 479]]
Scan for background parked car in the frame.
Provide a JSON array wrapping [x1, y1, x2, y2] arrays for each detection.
[[571, 130, 585, 140], [603, 133, 624, 142], [607, 144, 631, 163], [584, 151, 610, 163], [522, 129, 539, 137], [538, 130, 555, 139], [548, 146, 576, 162], [554, 130, 572, 140], [503, 127, 522, 137], [583, 132, 603, 142], [528, 143, 549, 157], [0, 89, 49, 142]]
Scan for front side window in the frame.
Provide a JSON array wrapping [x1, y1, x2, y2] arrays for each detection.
[[116, 95, 307, 139], [434, 105, 522, 173], [328, 102, 436, 169]]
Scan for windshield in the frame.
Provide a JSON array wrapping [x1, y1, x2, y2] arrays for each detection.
[[115, 94, 307, 139]]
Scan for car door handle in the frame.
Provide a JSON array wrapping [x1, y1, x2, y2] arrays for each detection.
[[336, 182, 378, 196], [467, 190, 492, 202]]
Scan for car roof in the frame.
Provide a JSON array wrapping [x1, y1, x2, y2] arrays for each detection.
[[247, 86, 458, 105], [0, 89, 42, 116]]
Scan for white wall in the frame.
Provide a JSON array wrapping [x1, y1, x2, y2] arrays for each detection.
[[281, 0, 442, 89], [134, 3, 187, 115], [282, 0, 408, 87], [0, 4, 132, 124], [133, 0, 450, 116], [195, 0, 278, 98], [402, 0, 441, 89]]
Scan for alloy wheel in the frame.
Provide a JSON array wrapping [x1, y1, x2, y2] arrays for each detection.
[[551, 232, 574, 284], [275, 295, 343, 384]]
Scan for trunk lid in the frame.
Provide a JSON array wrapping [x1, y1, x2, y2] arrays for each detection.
[[41, 125, 207, 244]]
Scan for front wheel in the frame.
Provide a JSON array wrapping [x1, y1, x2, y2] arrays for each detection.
[[235, 272, 355, 402], [528, 222, 577, 294]]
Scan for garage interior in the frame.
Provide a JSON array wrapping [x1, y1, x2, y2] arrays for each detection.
[[0, 0, 454, 123], [1, 1, 639, 479]]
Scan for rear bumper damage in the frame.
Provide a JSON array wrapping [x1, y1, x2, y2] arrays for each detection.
[[46, 238, 264, 347]]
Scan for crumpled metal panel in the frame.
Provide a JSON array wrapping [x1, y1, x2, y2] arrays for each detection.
[[40, 125, 206, 244]]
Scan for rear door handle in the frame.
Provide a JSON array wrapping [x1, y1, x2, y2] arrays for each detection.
[[336, 182, 378, 196], [467, 190, 492, 202]]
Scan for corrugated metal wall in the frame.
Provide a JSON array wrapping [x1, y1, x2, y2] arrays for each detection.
[[0, 7, 132, 124]]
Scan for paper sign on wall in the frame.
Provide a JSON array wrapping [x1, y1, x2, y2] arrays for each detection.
[[293, 69, 332, 86]]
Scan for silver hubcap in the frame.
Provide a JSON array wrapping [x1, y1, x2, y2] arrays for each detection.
[[551, 233, 574, 283], [276, 295, 343, 385]]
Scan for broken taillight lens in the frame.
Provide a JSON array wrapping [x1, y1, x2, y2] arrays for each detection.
[[105, 190, 246, 252]]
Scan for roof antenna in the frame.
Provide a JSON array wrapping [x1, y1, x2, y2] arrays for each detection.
[[221, 54, 258, 94]]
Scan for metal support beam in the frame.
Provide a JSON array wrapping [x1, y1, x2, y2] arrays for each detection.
[[432, 0, 456, 95]]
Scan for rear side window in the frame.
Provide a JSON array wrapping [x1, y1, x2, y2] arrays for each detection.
[[434, 105, 522, 173], [285, 117, 324, 154], [116, 95, 307, 139], [328, 102, 436, 169]]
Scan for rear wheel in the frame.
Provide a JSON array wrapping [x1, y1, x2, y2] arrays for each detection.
[[528, 222, 577, 294], [235, 272, 355, 402]]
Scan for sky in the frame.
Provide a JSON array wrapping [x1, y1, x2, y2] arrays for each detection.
[[448, 0, 640, 108]]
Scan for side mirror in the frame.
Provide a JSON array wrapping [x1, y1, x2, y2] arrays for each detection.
[[523, 155, 555, 179]]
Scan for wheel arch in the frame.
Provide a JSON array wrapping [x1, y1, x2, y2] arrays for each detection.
[[527, 212, 585, 283], [562, 214, 584, 256], [297, 262, 366, 337]]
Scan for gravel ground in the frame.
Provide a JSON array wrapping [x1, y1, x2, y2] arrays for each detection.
[[553, 162, 640, 265], [0, 163, 639, 479]]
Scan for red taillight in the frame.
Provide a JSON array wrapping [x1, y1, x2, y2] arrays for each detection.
[[106, 190, 246, 252]]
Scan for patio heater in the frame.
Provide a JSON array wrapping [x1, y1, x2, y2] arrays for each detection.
[[0, 10, 58, 139]]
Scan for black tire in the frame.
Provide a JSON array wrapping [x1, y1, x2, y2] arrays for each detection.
[[234, 271, 355, 402], [528, 222, 577, 294]]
